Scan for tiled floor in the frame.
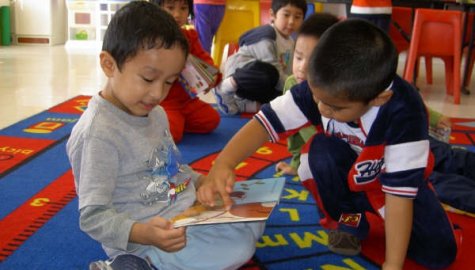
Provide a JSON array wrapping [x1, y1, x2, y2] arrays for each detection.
[[1, 44, 475, 129]]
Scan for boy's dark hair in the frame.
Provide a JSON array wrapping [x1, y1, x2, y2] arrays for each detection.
[[308, 19, 398, 104], [102, 1, 189, 71], [151, 0, 195, 18], [272, 0, 307, 16], [298, 13, 339, 40]]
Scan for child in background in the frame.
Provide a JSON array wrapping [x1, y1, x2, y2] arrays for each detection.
[[213, 0, 307, 115], [198, 20, 459, 269], [66, 2, 264, 269], [275, 13, 339, 175], [152, 0, 220, 143]]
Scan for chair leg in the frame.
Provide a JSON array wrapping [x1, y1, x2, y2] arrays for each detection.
[[454, 56, 461, 105], [425, 56, 433, 84], [443, 56, 461, 104], [443, 57, 454, 96]]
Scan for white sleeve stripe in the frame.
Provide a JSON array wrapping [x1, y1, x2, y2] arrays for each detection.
[[384, 140, 429, 173], [270, 91, 308, 130], [255, 112, 278, 142], [382, 185, 418, 197]]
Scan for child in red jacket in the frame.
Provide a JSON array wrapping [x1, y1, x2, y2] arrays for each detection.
[[153, 0, 220, 143]]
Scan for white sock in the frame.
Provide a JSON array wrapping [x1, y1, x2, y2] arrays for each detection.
[[220, 77, 237, 94]]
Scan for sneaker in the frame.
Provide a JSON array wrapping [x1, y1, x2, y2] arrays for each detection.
[[89, 254, 158, 270], [327, 230, 361, 256], [212, 85, 238, 115], [235, 96, 260, 114]]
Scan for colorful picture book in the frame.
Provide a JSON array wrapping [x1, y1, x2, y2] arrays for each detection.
[[171, 177, 286, 227], [178, 55, 219, 97]]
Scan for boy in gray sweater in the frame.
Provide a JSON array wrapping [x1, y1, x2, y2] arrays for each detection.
[[66, 2, 264, 269]]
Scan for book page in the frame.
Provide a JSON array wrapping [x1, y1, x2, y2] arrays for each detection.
[[171, 177, 285, 227]]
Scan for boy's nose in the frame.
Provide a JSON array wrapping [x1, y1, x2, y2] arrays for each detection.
[[172, 11, 180, 18], [150, 84, 165, 101], [288, 17, 296, 25]]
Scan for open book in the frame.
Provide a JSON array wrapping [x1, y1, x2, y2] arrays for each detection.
[[171, 177, 286, 227], [178, 55, 219, 97]]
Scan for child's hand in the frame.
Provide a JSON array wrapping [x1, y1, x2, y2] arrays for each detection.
[[197, 168, 235, 210], [436, 115, 451, 130], [275, 161, 297, 175], [131, 216, 186, 252], [147, 216, 186, 252]]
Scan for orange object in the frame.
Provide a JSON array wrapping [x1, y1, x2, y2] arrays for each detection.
[[403, 8, 463, 104]]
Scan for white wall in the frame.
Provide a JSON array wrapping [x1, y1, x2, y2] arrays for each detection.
[[11, 0, 67, 45]]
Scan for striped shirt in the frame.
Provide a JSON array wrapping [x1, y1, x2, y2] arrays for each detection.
[[254, 76, 432, 201]]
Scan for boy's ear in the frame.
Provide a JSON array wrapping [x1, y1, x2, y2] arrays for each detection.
[[269, 9, 275, 22], [100, 51, 116, 78], [369, 90, 393, 107]]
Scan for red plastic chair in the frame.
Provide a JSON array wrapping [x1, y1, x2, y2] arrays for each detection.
[[390, 7, 434, 84], [389, 7, 413, 54], [403, 8, 463, 104], [427, 11, 475, 88]]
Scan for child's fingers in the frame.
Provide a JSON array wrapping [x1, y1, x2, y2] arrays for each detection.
[[196, 185, 217, 206], [220, 177, 235, 210], [149, 216, 172, 229], [164, 237, 187, 252], [218, 190, 233, 210], [160, 227, 187, 252]]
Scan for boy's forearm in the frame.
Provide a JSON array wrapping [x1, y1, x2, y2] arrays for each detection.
[[383, 193, 414, 269], [200, 118, 271, 208], [214, 118, 270, 168]]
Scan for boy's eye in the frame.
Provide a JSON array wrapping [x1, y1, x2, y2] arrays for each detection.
[[143, 77, 153, 83], [330, 107, 342, 112], [328, 104, 344, 112]]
